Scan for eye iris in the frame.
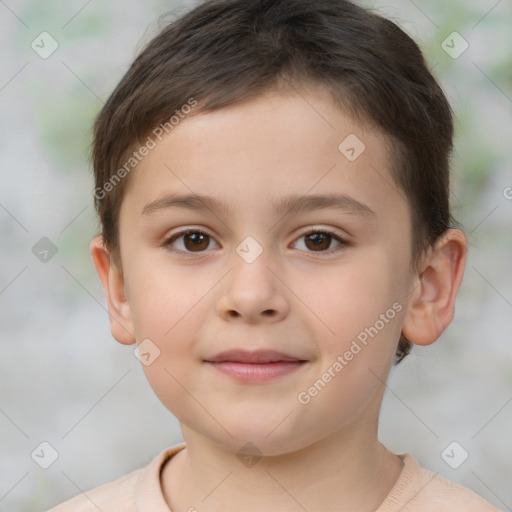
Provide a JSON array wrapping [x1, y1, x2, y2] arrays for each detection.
[[184, 232, 209, 251], [305, 233, 330, 251]]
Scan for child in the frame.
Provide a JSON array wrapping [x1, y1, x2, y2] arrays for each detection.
[[49, 0, 499, 510]]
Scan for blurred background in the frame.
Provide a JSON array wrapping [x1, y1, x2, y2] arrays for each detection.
[[0, 0, 511, 510]]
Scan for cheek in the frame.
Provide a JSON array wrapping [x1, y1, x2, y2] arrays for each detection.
[[127, 258, 208, 339], [303, 250, 400, 347], [136, 312, 203, 421], [126, 268, 203, 404], [297, 258, 403, 425]]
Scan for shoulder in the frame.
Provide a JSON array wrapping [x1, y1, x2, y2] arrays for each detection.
[[380, 453, 500, 512], [414, 468, 499, 511], [47, 468, 141, 512], [47, 444, 186, 512]]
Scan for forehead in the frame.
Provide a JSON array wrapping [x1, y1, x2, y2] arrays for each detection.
[[121, 86, 408, 227]]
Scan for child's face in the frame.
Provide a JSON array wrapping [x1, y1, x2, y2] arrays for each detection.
[[113, 85, 416, 454]]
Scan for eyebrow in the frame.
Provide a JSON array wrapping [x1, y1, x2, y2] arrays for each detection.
[[141, 192, 377, 219]]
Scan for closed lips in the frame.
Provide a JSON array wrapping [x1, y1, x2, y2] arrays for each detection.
[[205, 350, 306, 364]]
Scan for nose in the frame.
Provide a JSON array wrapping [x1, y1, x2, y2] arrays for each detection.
[[216, 246, 290, 324]]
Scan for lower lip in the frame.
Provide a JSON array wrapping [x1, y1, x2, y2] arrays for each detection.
[[206, 361, 305, 382]]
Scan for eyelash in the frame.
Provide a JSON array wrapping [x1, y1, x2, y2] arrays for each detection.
[[162, 228, 349, 258]]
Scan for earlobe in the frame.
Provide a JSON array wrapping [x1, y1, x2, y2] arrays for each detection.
[[89, 235, 136, 345], [401, 229, 467, 346]]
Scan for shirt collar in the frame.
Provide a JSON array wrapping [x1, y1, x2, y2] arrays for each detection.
[[135, 443, 187, 511]]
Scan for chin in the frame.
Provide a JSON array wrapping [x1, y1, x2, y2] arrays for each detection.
[[206, 419, 317, 458]]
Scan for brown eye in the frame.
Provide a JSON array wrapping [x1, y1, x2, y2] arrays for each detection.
[[304, 232, 332, 251], [293, 230, 347, 254], [164, 230, 218, 255], [182, 232, 210, 251]]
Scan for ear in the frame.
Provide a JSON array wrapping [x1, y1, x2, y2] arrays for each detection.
[[89, 235, 136, 345], [402, 228, 467, 346]]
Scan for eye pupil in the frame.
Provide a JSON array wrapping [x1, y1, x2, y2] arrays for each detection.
[[305, 233, 330, 251], [190, 233, 203, 244], [185, 232, 209, 251]]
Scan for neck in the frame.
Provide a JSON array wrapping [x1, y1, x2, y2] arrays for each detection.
[[162, 419, 403, 511]]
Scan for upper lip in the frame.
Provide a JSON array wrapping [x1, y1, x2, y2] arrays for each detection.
[[205, 349, 305, 364]]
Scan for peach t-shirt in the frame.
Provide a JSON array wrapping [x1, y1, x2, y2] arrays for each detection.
[[48, 443, 500, 511]]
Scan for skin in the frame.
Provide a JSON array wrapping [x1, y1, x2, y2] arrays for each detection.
[[90, 82, 467, 511]]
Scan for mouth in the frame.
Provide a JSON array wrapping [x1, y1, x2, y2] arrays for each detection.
[[205, 349, 305, 364], [204, 349, 308, 382]]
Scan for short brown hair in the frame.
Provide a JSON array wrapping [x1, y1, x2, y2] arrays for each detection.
[[92, 0, 460, 364]]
